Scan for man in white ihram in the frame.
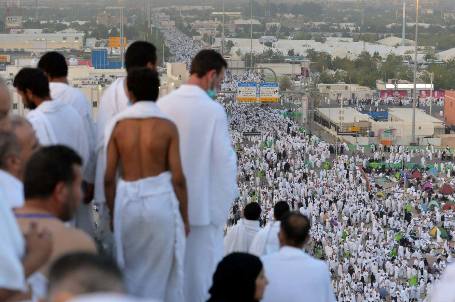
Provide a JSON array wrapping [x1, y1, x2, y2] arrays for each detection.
[[158, 49, 238, 302], [94, 41, 157, 251], [261, 212, 336, 302], [224, 202, 261, 254], [13, 68, 89, 180], [249, 201, 290, 256], [38, 51, 97, 235]]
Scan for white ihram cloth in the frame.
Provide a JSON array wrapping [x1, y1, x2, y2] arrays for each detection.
[[0, 169, 24, 208], [158, 85, 238, 302], [95, 78, 128, 204], [50, 83, 98, 238], [261, 247, 337, 302], [104, 101, 185, 302], [50, 82, 96, 184], [249, 221, 281, 256], [26, 100, 92, 235], [429, 263, 455, 302], [94, 78, 127, 251], [0, 190, 26, 292], [224, 219, 260, 254], [69, 293, 161, 302]]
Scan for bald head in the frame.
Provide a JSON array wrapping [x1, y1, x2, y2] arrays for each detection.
[[279, 212, 311, 248], [0, 115, 38, 179], [0, 77, 11, 120]]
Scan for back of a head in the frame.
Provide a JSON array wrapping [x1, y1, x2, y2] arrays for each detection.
[[190, 49, 227, 78], [273, 201, 290, 221], [125, 41, 157, 73], [24, 145, 82, 200], [280, 212, 311, 247], [48, 252, 123, 301], [208, 252, 262, 302], [0, 130, 20, 170], [13, 67, 50, 98], [38, 51, 68, 79], [243, 202, 261, 221], [126, 68, 160, 102]]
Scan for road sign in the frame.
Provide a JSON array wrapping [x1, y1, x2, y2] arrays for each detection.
[[236, 82, 258, 103], [259, 82, 280, 103]]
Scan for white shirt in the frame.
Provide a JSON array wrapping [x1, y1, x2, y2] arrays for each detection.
[[0, 169, 24, 208], [68, 293, 160, 302], [158, 84, 238, 226], [429, 263, 455, 302], [0, 190, 26, 291], [224, 219, 260, 254], [94, 78, 128, 203], [26, 100, 90, 180], [50, 82, 96, 183], [249, 221, 281, 256], [261, 247, 336, 302]]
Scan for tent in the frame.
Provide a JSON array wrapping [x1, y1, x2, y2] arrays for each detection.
[[440, 183, 454, 195]]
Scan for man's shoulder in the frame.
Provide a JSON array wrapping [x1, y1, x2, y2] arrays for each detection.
[[62, 227, 97, 252]]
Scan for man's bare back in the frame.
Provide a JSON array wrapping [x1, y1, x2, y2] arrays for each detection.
[[112, 118, 176, 181], [16, 216, 97, 276]]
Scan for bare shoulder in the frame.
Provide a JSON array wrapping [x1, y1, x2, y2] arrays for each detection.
[[65, 228, 98, 253]]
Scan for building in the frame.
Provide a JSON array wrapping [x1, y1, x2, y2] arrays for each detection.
[[314, 107, 445, 146], [0, 32, 84, 52], [444, 90, 455, 128], [318, 83, 373, 100]]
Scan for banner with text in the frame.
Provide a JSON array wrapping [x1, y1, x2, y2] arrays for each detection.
[[236, 82, 280, 103]]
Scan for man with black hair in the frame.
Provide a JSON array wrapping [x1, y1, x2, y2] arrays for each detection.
[[261, 212, 336, 302], [158, 49, 238, 302], [224, 202, 262, 254], [95, 41, 157, 252], [13, 67, 92, 233], [250, 201, 290, 256], [38, 52, 96, 204], [15, 145, 96, 301], [104, 67, 187, 301]]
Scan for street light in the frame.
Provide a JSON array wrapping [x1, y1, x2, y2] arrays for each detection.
[[411, 0, 419, 145], [106, 6, 125, 68]]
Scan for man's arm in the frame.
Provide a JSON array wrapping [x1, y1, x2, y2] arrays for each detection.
[[104, 128, 119, 229], [210, 108, 239, 225], [167, 122, 190, 236], [0, 223, 52, 301]]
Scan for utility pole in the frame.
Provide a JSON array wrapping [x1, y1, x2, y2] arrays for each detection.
[[412, 0, 419, 145], [430, 72, 434, 116], [120, 7, 124, 68], [402, 0, 406, 46], [250, 0, 253, 68], [221, 0, 225, 56]]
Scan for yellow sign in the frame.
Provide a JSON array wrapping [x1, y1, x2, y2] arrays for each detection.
[[108, 37, 127, 48]]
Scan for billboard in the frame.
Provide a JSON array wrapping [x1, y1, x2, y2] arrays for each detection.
[[259, 82, 280, 103], [236, 82, 258, 103], [5, 16, 22, 29], [236, 82, 280, 103], [108, 37, 127, 48], [0, 55, 11, 63]]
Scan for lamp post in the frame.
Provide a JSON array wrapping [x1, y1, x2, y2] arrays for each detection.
[[250, 0, 253, 68], [412, 0, 419, 145], [106, 6, 125, 68]]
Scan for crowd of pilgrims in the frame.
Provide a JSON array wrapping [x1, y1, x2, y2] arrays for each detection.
[[0, 18, 454, 302], [220, 94, 455, 301]]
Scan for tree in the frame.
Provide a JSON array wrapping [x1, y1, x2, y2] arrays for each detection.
[[279, 76, 293, 91], [288, 49, 295, 56]]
